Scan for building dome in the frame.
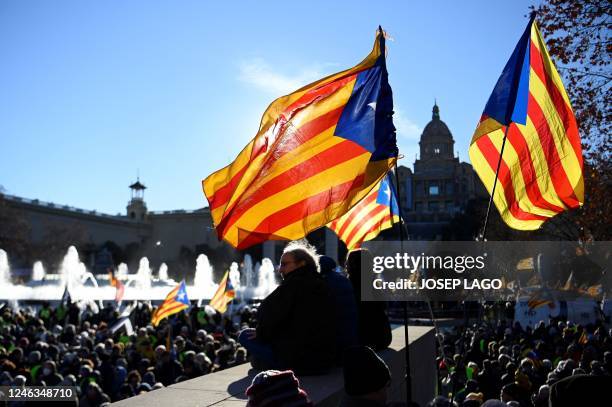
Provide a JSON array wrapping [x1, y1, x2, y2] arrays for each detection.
[[419, 103, 454, 160], [421, 103, 453, 141]]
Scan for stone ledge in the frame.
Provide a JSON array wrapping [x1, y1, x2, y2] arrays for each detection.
[[112, 325, 435, 407]]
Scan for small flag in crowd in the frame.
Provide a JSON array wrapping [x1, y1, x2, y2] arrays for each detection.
[[202, 27, 398, 249], [328, 172, 401, 249], [108, 269, 125, 302], [151, 281, 190, 326], [209, 271, 235, 314], [468, 17, 584, 230]]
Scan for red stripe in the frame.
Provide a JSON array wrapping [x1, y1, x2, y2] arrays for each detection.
[[529, 40, 583, 167], [208, 164, 249, 211], [506, 124, 565, 212], [343, 205, 387, 246], [282, 73, 357, 116], [218, 140, 368, 237], [527, 94, 580, 208], [208, 76, 357, 213], [155, 302, 187, 319], [209, 105, 346, 215], [335, 193, 378, 238], [476, 136, 548, 221], [353, 212, 394, 246], [235, 174, 366, 249]]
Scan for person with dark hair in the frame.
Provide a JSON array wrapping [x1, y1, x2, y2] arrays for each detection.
[[341, 346, 391, 406], [548, 374, 611, 407], [319, 255, 359, 363], [239, 241, 335, 375], [345, 249, 392, 351]]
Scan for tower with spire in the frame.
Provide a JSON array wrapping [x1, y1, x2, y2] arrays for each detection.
[[127, 177, 148, 221]]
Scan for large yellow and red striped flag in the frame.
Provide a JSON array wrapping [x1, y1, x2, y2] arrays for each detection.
[[469, 17, 584, 230], [203, 28, 398, 249], [209, 271, 235, 314], [151, 281, 190, 327], [328, 172, 401, 250]]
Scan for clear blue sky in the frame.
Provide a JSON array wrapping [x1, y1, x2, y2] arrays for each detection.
[[0, 0, 538, 215]]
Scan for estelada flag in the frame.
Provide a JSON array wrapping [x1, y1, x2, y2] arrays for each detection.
[[328, 171, 401, 250], [151, 281, 190, 327], [209, 270, 235, 314], [468, 17, 584, 230], [203, 28, 398, 249]]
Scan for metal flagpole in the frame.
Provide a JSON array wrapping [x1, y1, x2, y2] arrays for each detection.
[[481, 124, 511, 241], [392, 163, 413, 404]]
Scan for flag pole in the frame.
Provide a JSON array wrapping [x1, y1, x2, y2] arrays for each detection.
[[392, 162, 413, 404], [481, 124, 510, 241]]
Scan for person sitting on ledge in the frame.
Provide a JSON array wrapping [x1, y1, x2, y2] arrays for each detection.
[[239, 241, 335, 375]]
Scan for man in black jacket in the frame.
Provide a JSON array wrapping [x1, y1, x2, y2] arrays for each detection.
[[239, 241, 335, 375]]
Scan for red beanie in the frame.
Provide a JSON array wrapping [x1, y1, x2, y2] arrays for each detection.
[[246, 370, 313, 407]]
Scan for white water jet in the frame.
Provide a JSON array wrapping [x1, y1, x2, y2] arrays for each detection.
[[158, 263, 168, 281], [32, 261, 45, 281], [0, 249, 9, 285], [117, 263, 128, 278], [256, 258, 278, 298], [135, 257, 152, 289]]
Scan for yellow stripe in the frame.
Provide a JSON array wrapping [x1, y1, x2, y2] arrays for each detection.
[[339, 200, 379, 245], [330, 185, 380, 236], [360, 215, 399, 244], [152, 305, 188, 326], [345, 206, 390, 249], [468, 136, 543, 230], [515, 118, 569, 210], [471, 117, 503, 145], [223, 152, 370, 245], [219, 77, 356, 216], [272, 159, 394, 241], [530, 23, 573, 110], [488, 129, 559, 217], [529, 69, 583, 195]]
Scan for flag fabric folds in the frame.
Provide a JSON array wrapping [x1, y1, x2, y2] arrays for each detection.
[[151, 281, 190, 327], [209, 271, 235, 314], [203, 28, 398, 249], [328, 171, 400, 250], [468, 17, 584, 230]]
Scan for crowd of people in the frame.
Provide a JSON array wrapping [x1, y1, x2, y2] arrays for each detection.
[[430, 315, 612, 406], [0, 298, 254, 405], [1, 241, 610, 407]]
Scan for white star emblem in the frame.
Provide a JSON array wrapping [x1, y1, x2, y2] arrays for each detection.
[[177, 292, 186, 301]]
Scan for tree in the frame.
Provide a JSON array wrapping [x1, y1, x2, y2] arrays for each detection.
[[527, 1, 611, 240]]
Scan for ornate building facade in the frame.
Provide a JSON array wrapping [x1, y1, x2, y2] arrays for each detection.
[[396, 104, 487, 239]]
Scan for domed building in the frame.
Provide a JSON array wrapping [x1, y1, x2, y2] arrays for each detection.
[[396, 103, 487, 239]]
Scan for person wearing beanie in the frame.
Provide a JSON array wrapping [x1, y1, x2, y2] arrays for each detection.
[[319, 255, 359, 363], [341, 346, 391, 407], [245, 370, 312, 407]]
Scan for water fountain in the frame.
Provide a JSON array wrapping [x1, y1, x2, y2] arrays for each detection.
[[255, 258, 278, 298], [158, 263, 168, 281], [0, 249, 9, 286], [193, 254, 217, 306], [0, 245, 277, 304], [117, 263, 128, 278], [31, 261, 45, 281], [134, 257, 152, 290]]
